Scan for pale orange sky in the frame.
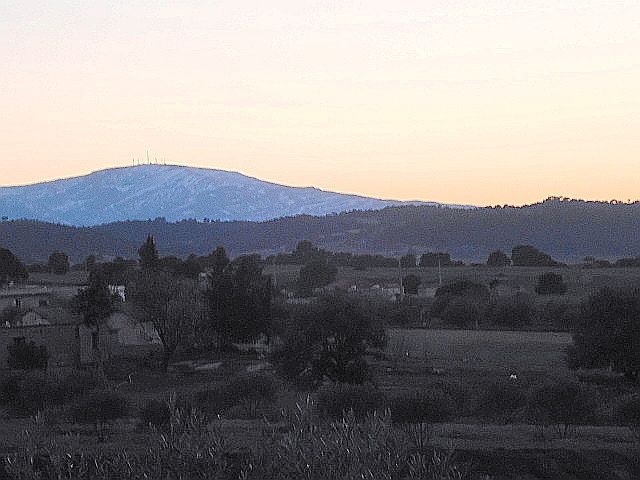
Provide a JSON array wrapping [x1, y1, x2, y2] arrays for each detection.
[[1, 1, 639, 205]]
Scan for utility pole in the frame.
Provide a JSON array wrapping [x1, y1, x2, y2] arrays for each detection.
[[398, 257, 404, 302]]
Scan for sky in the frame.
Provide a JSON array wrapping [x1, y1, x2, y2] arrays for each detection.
[[1, 0, 639, 206]]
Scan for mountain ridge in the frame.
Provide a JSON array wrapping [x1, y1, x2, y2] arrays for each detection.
[[0, 164, 464, 226], [2, 198, 640, 264]]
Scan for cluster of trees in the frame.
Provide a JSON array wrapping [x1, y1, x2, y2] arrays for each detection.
[[74, 236, 274, 371], [273, 294, 386, 386], [583, 256, 640, 268], [269, 240, 397, 270], [568, 288, 640, 381], [429, 274, 571, 329], [0, 248, 28, 285], [510, 245, 560, 267]]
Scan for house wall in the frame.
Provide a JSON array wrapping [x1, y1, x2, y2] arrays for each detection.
[[0, 294, 50, 311], [0, 324, 79, 370]]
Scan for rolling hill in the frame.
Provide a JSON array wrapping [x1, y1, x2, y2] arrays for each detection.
[[2, 198, 639, 264], [0, 164, 454, 226]]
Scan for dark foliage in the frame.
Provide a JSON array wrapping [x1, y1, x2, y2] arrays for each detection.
[[420, 252, 453, 267], [402, 274, 421, 295], [72, 268, 117, 328], [139, 399, 171, 428], [535, 272, 567, 295], [0, 372, 66, 414], [0, 248, 28, 285], [399, 254, 416, 268], [486, 250, 511, 267], [431, 280, 489, 327], [474, 380, 527, 420], [7, 340, 48, 370], [8, 198, 640, 264], [388, 389, 455, 424], [616, 395, 640, 427], [526, 380, 597, 434], [138, 234, 159, 269], [69, 391, 129, 426], [297, 259, 338, 297], [47, 251, 70, 274], [205, 254, 272, 349], [127, 269, 204, 371], [568, 288, 640, 379], [511, 245, 559, 267], [316, 383, 386, 419], [273, 294, 385, 386], [485, 295, 533, 327]]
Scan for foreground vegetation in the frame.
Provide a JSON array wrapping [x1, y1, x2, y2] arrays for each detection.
[[3, 239, 640, 478]]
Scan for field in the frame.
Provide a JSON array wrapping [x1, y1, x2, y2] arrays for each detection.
[[5, 264, 640, 478], [386, 328, 572, 374], [266, 263, 640, 299]]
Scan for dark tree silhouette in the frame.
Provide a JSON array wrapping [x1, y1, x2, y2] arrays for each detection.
[[535, 272, 567, 295], [568, 288, 640, 381], [297, 259, 338, 297], [138, 234, 159, 270], [400, 254, 417, 268], [511, 245, 558, 267], [273, 294, 386, 386], [48, 251, 69, 274], [487, 250, 511, 267], [420, 252, 452, 267], [0, 248, 28, 285], [403, 274, 421, 295], [205, 254, 272, 350], [127, 271, 204, 371]]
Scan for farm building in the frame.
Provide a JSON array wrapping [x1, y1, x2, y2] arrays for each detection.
[[0, 311, 161, 370], [0, 286, 52, 311], [0, 323, 80, 370], [78, 312, 162, 365]]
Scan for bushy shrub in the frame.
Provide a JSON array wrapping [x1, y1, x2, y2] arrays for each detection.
[[485, 295, 533, 327], [58, 370, 101, 398], [440, 298, 481, 328], [388, 389, 455, 424], [69, 391, 129, 430], [140, 399, 171, 428], [195, 374, 280, 418], [616, 395, 640, 427], [535, 272, 567, 295], [316, 383, 386, 419], [0, 372, 68, 415], [537, 299, 580, 330], [7, 341, 49, 370], [474, 380, 527, 420], [526, 380, 597, 436]]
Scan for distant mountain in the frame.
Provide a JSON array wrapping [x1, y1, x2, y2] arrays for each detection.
[[2, 198, 640, 264], [0, 165, 460, 226]]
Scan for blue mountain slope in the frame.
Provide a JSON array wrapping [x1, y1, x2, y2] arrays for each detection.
[[0, 165, 458, 226]]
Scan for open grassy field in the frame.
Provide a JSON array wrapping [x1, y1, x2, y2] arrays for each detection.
[[386, 328, 573, 375], [267, 264, 640, 296], [2, 327, 639, 479]]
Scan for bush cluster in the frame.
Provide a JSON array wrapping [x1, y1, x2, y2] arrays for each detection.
[[194, 373, 279, 418], [5, 402, 465, 480], [316, 383, 386, 419], [0, 370, 101, 416], [388, 389, 454, 424]]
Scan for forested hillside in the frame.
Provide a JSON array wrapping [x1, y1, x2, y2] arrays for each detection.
[[1, 198, 639, 263]]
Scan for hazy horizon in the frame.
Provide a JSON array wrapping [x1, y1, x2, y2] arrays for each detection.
[[2, 1, 639, 205]]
